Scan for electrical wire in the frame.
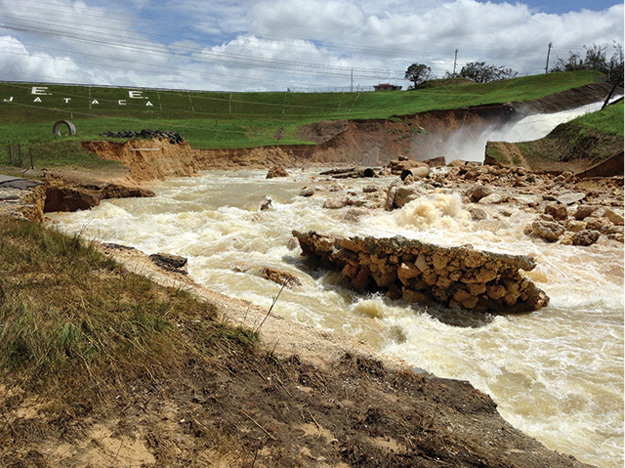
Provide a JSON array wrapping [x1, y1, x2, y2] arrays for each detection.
[[0, 0, 620, 92], [3, 0, 618, 53]]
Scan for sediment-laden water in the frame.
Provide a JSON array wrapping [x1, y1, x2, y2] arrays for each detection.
[[48, 169, 624, 468]]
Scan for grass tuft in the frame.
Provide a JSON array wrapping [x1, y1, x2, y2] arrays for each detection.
[[0, 216, 258, 400]]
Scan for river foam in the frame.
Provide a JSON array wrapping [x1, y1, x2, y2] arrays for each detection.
[[47, 168, 624, 468]]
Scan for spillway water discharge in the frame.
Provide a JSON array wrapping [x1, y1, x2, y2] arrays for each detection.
[[426, 99, 621, 162], [47, 105, 623, 467]]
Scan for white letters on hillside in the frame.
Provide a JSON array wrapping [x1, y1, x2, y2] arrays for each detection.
[[31, 86, 51, 95], [2, 87, 158, 108]]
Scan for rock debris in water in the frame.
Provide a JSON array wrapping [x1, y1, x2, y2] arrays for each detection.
[[293, 230, 550, 313]]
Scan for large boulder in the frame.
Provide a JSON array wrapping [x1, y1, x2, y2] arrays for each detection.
[[530, 220, 565, 242], [149, 252, 188, 274], [571, 230, 601, 246], [422, 156, 446, 167], [603, 208, 624, 225], [573, 205, 597, 220], [393, 186, 422, 208], [323, 198, 349, 209], [299, 187, 315, 197], [465, 185, 492, 203], [544, 203, 568, 221], [234, 264, 301, 287], [266, 165, 289, 179]]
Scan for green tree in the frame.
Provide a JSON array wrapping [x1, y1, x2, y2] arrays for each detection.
[[607, 43, 624, 85], [404, 63, 432, 88], [551, 42, 623, 85], [459, 61, 518, 83], [551, 52, 585, 72]]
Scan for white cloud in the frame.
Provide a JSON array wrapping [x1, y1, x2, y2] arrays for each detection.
[[0, 0, 621, 91], [0, 35, 95, 83], [251, 0, 366, 40], [0, 0, 169, 67]]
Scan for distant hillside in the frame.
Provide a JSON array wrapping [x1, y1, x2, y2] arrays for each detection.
[[0, 71, 601, 149]]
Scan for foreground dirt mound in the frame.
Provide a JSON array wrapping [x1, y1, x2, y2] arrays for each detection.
[[1, 351, 594, 468]]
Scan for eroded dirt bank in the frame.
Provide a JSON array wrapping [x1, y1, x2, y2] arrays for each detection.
[[78, 82, 621, 185], [80, 107, 512, 178]]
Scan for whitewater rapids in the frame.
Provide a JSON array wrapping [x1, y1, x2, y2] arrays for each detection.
[[47, 168, 624, 468]]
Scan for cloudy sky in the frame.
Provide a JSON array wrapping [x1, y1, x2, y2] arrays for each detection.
[[0, 0, 622, 91]]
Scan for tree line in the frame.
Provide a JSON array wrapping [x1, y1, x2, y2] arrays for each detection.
[[404, 42, 624, 89]]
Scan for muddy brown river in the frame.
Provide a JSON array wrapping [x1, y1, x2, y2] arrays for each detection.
[[48, 166, 624, 468]]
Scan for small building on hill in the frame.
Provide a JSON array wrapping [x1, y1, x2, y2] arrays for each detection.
[[373, 83, 402, 91]]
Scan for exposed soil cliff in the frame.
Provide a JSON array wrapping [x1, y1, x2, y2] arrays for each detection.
[[81, 83, 620, 181]]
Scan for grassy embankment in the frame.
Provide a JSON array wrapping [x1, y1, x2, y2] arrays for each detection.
[[0, 70, 601, 170], [0, 217, 257, 399]]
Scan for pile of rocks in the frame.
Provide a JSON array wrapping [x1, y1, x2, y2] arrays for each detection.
[[100, 129, 185, 144], [431, 164, 622, 204], [293, 230, 549, 313], [525, 203, 624, 245], [429, 164, 546, 189]]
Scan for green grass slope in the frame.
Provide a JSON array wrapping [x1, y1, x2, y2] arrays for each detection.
[[570, 98, 624, 137], [0, 70, 603, 168]]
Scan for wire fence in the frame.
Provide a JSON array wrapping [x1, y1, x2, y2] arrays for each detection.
[[5, 140, 35, 169], [280, 85, 376, 93]]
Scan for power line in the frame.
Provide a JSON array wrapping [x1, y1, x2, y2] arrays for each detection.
[[0, 15, 405, 75], [3, 0, 615, 63], [0, 2, 619, 92], [0, 21, 404, 80], [0, 0, 571, 54], [0, 38, 362, 90]]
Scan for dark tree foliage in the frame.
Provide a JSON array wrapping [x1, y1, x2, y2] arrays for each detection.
[[404, 63, 432, 88], [459, 61, 518, 83], [551, 42, 624, 85]]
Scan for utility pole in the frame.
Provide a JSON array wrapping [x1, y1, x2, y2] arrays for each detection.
[[545, 42, 552, 74], [350, 68, 354, 93], [453, 49, 458, 77]]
